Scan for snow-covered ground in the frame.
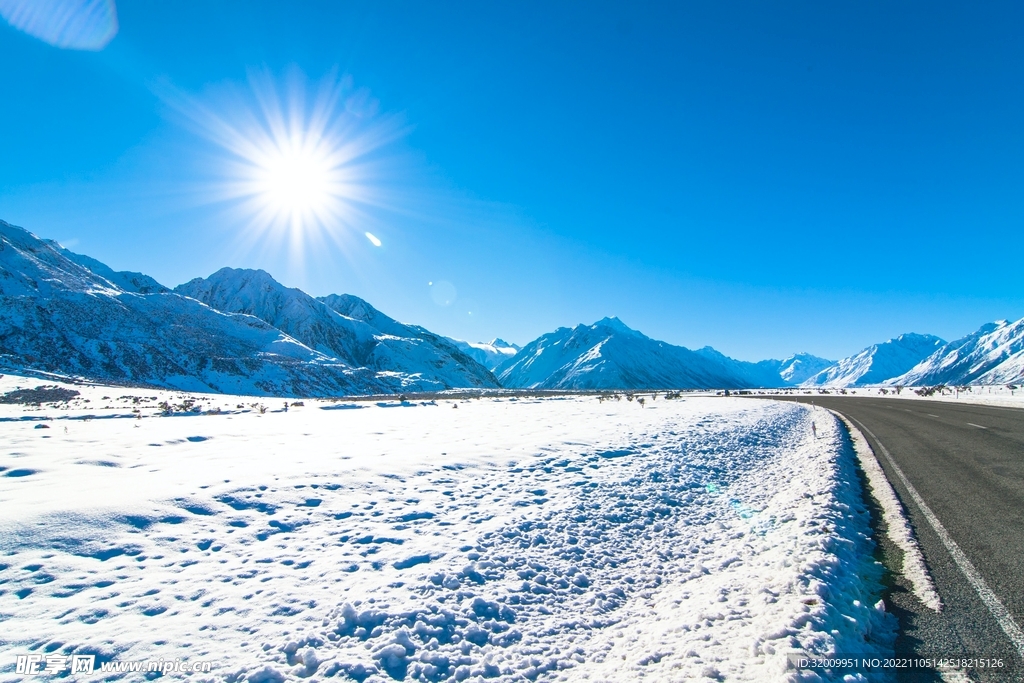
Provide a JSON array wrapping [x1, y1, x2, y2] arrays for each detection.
[[1, 375, 894, 682]]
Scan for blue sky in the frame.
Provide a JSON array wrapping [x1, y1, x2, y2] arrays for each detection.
[[2, 1, 1022, 361]]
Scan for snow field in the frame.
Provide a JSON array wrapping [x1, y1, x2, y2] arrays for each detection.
[[0, 382, 894, 682]]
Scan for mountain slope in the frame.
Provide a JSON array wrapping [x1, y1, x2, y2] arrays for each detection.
[[0, 220, 389, 396], [175, 271, 497, 391], [496, 317, 767, 390], [889, 318, 1024, 386], [802, 333, 946, 387], [54, 246, 170, 294], [176, 270, 378, 367], [316, 294, 499, 390], [690, 347, 789, 388]]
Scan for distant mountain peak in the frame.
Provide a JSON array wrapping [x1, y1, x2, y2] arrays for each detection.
[[894, 332, 944, 344], [976, 321, 1006, 335], [447, 338, 521, 372], [786, 351, 825, 360], [589, 316, 642, 337], [774, 353, 835, 385], [695, 345, 728, 360]]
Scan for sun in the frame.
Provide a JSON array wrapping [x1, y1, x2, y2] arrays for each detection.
[[254, 143, 333, 219], [165, 68, 403, 258], [225, 72, 370, 240]]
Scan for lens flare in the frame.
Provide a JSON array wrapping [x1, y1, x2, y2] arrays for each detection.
[[0, 0, 118, 50], [430, 280, 457, 307], [161, 68, 406, 263]]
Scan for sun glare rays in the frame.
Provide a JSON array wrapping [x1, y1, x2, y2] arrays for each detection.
[[161, 68, 406, 267]]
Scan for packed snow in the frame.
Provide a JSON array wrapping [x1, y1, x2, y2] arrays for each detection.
[[0, 374, 895, 681], [830, 412, 940, 613]]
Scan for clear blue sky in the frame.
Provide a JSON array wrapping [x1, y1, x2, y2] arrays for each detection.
[[2, 1, 1022, 361]]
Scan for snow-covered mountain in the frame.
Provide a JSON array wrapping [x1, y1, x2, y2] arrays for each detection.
[[0, 220, 389, 396], [449, 338, 520, 371], [888, 318, 1024, 386], [176, 269, 376, 364], [315, 293, 499, 389], [56, 247, 170, 295], [774, 353, 836, 384], [802, 333, 946, 387], [176, 270, 496, 390], [496, 317, 790, 390]]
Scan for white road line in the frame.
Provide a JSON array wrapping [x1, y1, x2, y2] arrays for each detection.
[[928, 414, 940, 418], [850, 416, 1024, 662], [966, 423, 987, 430]]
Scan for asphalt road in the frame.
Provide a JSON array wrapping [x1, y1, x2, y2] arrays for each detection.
[[764, 396, 1024, 682]]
